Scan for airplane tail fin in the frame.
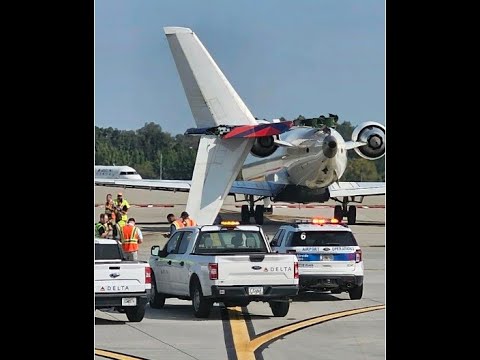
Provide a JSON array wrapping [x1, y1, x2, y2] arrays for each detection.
[[164, 27, 258, 128]]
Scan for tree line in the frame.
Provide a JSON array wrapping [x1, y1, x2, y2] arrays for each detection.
[[95, 118, 384, 181]]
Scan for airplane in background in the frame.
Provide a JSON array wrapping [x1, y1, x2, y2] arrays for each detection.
[[95, 27, 385, 226], [95, 165, 142, 180]]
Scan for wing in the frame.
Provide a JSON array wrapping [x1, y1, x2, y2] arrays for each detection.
[[94, 178, 192, 192], [95, 177, 284, 197], [328, 182, 385, 197]]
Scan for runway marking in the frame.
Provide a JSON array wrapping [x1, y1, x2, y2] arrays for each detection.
[[95, 348, 149, 360], [228, 304, 385, 360]]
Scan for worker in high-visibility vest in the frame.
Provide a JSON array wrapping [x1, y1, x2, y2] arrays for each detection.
[[94, 213, 109, 238], [163, 213, 178, 238], [180, 211, 197, 227], [121, 218, 143, 261], [113, 192, 130, 222]]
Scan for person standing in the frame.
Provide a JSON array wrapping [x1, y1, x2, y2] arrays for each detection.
[[121, 218, 143, 261], [180, 211, 197, 227], [163, 213, 177, 238], [114, 192, 130, 222], [104, 194, 116, 222], [94, 213, 109, 238]]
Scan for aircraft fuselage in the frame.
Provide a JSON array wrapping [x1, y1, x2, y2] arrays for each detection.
[[241, 127, 347, 190]]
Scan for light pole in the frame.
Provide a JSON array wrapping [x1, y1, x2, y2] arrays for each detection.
[[159, 152, 163, 180]]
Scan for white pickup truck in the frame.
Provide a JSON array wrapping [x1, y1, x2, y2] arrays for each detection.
[[95, 238, 152, 322], [149, 222, 299, 318]]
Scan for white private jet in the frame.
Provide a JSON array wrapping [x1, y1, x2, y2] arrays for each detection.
[[95, 27, 385, 226]]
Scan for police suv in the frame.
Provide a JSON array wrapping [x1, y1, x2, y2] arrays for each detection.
[[270, 218, 363, 300]]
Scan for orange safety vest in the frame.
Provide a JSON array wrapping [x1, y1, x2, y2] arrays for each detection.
[[172, 220, 185, 230], [121, 224, 139, 253], [183, 218, 197, 227]]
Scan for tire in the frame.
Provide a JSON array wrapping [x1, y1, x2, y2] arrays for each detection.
[[334, 205, 343, 221], [254, 205, 264, 225], [347, 206, 357, 225], [349, 284, 363, 300], [125, 304, 145, 322], [190, 278, 212, 318], [149, 273, 166, 309], [269, 301, 290, 317], [241, 205, 250, 224]]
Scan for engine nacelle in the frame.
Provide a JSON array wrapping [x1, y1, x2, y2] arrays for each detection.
[[351, 121, 385, 160], [250, 136, 278, 158]]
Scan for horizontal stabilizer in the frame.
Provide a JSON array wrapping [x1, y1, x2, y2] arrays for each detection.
[[329, 182, 385, 197]]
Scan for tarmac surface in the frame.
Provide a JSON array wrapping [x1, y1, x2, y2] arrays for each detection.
[[95, 188, 385, 360]]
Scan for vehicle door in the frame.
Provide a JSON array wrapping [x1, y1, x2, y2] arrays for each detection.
[[170, 230, 195, 295], [270, 229, 285, 253], [152, 231, 183, 294]]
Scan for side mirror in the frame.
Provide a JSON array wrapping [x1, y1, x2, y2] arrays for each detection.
[[270, 240, 278, 247], [151, 245, 160, 256], [158, 247, 168, 258]]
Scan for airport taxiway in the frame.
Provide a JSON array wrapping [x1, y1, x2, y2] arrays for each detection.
[[95, 189, 385, 360]]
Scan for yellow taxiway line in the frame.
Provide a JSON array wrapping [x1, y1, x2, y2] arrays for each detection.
[[228, 304, 385, 360], [95, 348, 146, 360]]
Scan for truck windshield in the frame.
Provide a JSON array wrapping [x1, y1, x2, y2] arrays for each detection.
[[95, 243, 123, 260], [194, 231, 268, 254], [287, 231, 358, 247]]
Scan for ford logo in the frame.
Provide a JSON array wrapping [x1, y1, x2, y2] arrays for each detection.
[[251, 266, 262, 270], [323, 247, 331, 251]]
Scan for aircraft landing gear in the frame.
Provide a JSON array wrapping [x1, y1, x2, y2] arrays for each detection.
[[240, 195, 265, 225], [333, 197, 357, 225]]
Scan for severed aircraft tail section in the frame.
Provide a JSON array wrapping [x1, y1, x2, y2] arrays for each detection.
[[164, 26, 258, 224]]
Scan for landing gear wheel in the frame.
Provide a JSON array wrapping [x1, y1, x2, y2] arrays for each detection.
[[254, 205, 264, 225], [347, 206, 357, 225], [149, 273, 166, 309], [349, 284, 363, 300], [125, 304, 146, 322], [190, 279, 212, 318], [241, 205, 250, 224], [334, 205, 343, 221], [269, 301, 290, 317]]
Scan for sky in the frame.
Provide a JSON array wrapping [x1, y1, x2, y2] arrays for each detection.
[[95, 0, 385, 136]]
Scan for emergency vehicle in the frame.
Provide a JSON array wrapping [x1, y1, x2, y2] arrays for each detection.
[[270, 218, 363, 299]]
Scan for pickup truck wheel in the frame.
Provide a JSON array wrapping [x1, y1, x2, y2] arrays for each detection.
[[150, 274, 166, 309], [125, 304, 145, 322], [269, 301, 290, 317], [348, 284, 363, 300], [190, 280, 212, 318]]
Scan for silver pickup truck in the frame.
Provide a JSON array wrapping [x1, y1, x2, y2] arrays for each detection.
[[94, 238, 152, 322]]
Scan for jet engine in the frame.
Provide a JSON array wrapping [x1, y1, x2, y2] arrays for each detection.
[[351, 121, 385, 160], [250, 136, 278, 158]]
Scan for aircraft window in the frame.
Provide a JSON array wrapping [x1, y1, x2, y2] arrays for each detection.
[[288, 231, 358, 247], [127, 172, 135, 175], [120, 172, 127, 175]]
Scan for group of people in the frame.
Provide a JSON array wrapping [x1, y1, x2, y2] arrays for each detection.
[[95, 192, 143, 260], [164, 211, 197, 238], [95, 192, 204, 261]]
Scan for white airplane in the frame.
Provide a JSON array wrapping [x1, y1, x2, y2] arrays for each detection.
[[94, 165, 142, 180], [95, 27, 385, 226]]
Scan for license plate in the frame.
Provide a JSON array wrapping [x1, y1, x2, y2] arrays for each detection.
[[122, 297, 136, 306], [321, 254, 333, 261], [248, 287, 264, 295]]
